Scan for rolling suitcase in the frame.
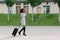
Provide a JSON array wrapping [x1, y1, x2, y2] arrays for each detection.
[[12, 28, 18, 36], [12, 15, 20, 36]]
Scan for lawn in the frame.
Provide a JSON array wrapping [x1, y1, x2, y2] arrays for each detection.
[[0, 14, 60, 26]]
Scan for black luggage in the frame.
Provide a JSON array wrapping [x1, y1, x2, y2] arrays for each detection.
[[12, 28, 18, 36]]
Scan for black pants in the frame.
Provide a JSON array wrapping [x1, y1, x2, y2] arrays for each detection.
[[19, 26, 26, 34]]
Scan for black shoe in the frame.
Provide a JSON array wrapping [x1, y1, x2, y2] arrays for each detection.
[[18, 32, 21, 35], [23, 33, 27, 36]]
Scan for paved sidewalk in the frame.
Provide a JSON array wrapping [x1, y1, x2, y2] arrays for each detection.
[[0, 26, 60, 40]]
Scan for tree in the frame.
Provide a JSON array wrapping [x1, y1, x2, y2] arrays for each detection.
[[4, 0, 16, 21], [53, 0, 60, 22], [25, 0, 44, 22]]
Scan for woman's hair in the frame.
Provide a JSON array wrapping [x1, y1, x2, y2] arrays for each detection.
[[20, 9, 23, 13], [20, 8, 25, 13]]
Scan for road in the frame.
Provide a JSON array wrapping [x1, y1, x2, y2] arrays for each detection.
[[0, 26, 60, 40]]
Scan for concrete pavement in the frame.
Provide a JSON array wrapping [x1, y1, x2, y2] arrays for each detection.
[[0, 26, 60, 40]]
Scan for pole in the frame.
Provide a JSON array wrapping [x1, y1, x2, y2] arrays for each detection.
[[32, 7, 33, 22], [8, 5, 10, 21]]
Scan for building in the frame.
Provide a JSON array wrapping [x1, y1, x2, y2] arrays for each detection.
[[0, 0, 59, 14]]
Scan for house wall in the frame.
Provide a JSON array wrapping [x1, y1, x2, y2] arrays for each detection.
[[49, 2, 59, 13], [28, 2, 59, 14], [0, 3, 16, 14], [0, 4, 8, 14], [12, 4, 16, 14], [0, 2, 59, 14]]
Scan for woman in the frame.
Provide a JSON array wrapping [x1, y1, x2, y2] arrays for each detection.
[[18, 8, 26, 36]]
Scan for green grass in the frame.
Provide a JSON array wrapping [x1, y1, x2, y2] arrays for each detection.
[[0, 14, 60, 26], [0, 14, 20, 26]]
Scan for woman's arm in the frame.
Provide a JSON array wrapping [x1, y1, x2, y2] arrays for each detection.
[[20, 13, 22, 23]]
